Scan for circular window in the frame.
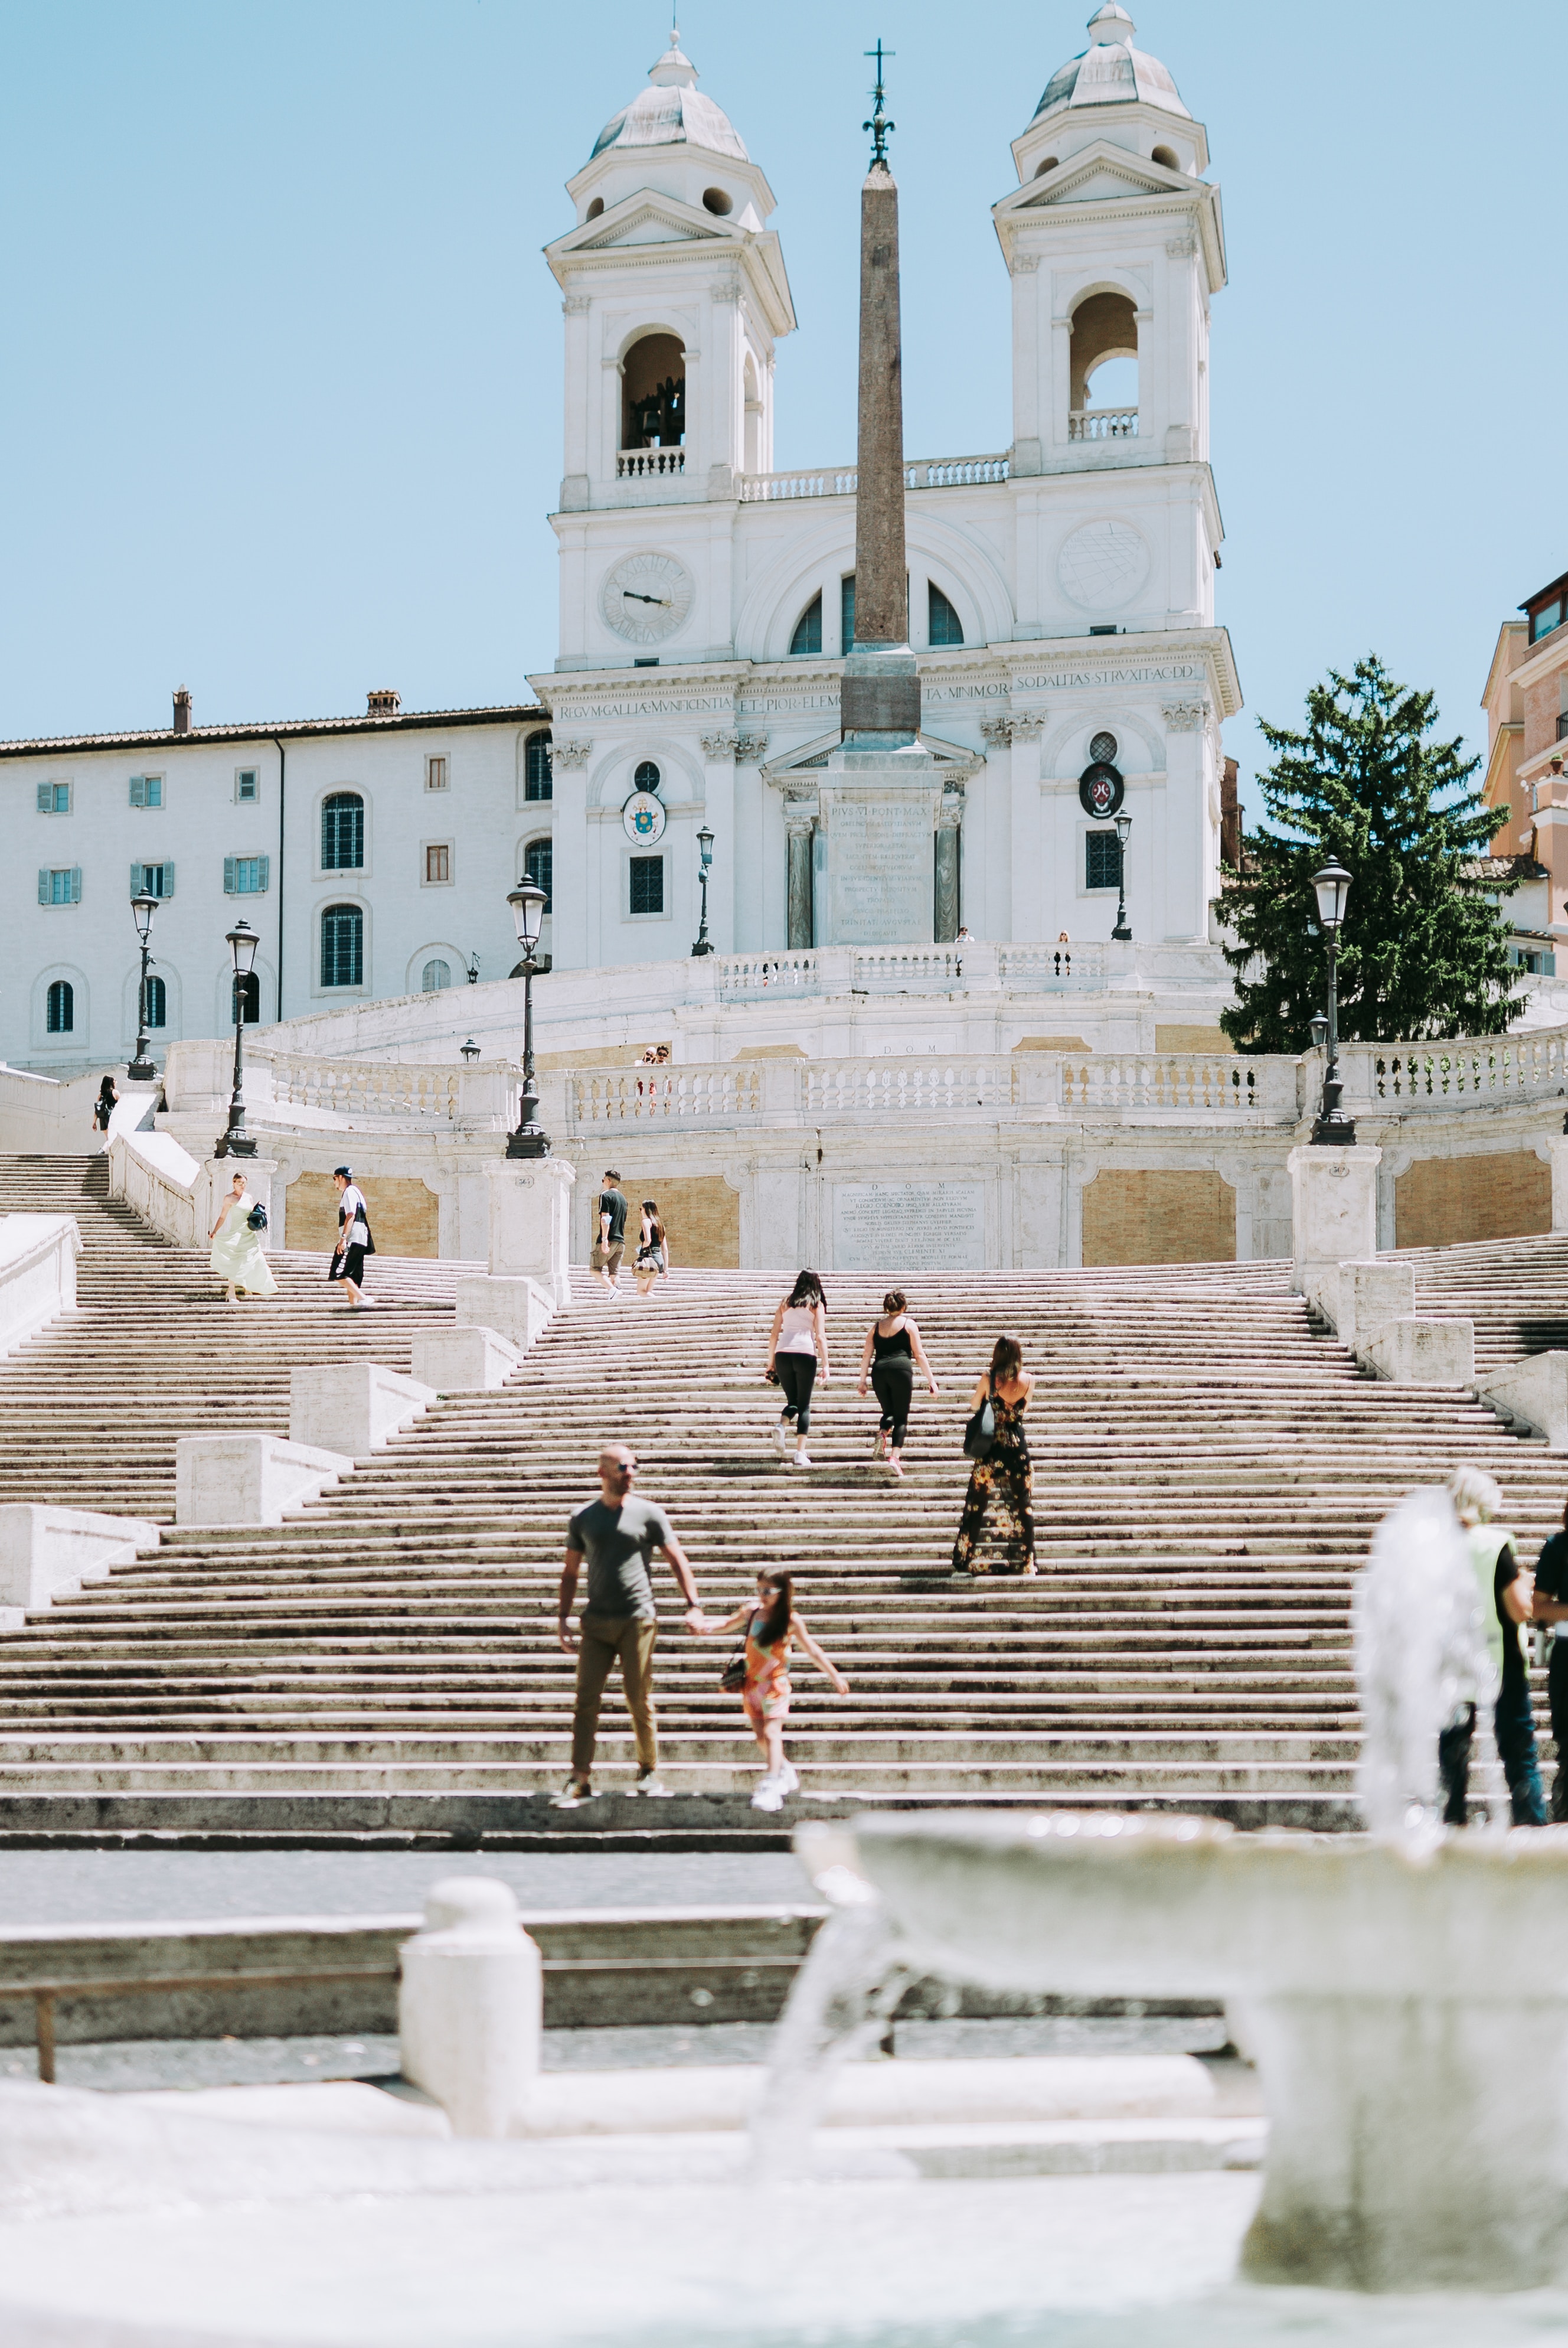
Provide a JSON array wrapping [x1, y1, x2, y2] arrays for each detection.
[[635, 760, 661, 793], [702, 187, 733, 216], [1089, 731, 1118, 764]]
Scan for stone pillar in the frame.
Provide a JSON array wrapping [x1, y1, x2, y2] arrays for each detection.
[[934, 791, 963, 943], [1549, 1137, 1568, 1230], [1160, 700, 1208, 943], [398, 1879, 542, 2141], [785, 803, 815, 950], [698, 732, 739, 955], [1288, 1144, 1382, 1297], [841, 148, 919, 743], [547, 745, 591, 971], [484, 1157, 575, 1309]]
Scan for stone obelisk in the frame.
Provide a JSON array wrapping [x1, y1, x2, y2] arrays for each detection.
[[814, 43, 942, 948], [841, 45, 920, 746]]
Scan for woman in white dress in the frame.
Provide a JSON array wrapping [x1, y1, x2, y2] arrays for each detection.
[[208, 1172, 278, 1302]]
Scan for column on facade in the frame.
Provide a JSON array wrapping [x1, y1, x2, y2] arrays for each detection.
[[548, 741, 592, 970], [698, 731, 739, 954], [1159, 229, 1198, 465], [730, 732, 768, 948], [703, 280, 741, 498], [1007, 716, 1045, 941], [1050, 311, 1073, 455], [560, 294, 593, 506], [784, 797, 816, 951], [1010, 253, 1043, 475], [1160, 701, 1208, 943], [934, 787, 964, 943]]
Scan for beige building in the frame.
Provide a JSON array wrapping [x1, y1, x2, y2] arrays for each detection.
[[1483, 566, 1568, 975]]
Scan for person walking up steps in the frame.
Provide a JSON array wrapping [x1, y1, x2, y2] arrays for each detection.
[[952, 1336, 1037, 1576], [556, 1443, 705, 1804], [90, 1075, 118, 1146], [856, 1290, 939, 1477], [1439, 1465, 1547, 1827], [328, 1168, 375, 1309], [208, 1171, 278, 1302], [766, 1271, 829, 1469], [633, 1199, 671, 1299], [695, 1570, 849, 1811], [591, 1169, 629, 1299], [1528, 1494, 1568, 1820]]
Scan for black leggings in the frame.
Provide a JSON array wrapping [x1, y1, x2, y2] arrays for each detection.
[[872, 1361, 914, 1449], [775, 1352, 816, 1436]]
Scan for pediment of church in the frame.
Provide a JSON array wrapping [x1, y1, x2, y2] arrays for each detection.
[[1015, 146, 1174, 210], [553, 191, 739, 260], [762, 728, 985, 788]]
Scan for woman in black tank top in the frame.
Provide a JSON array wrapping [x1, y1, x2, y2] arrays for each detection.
[[856, 1289, 940, 1477]]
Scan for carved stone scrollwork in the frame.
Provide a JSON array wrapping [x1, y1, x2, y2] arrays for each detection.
[[551, 738, 592, 770], [1161, 702, 1208, 733], [700, 731, 740, 761], [561, 293, 592, 315], [1011, 252, 1040, 275], [782, 795, 818, 835], [935, 787, 966, 831], [1010, 713, 1044, 740], [1165, 229, 1197, 259], [734, 733, 770, 764], [980, 718, 1014, 749]]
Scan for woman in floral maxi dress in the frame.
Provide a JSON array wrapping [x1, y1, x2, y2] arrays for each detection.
[[952, 1336, 1036, 1576]]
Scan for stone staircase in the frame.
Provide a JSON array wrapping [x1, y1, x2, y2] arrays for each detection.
[[2, 1153, 1567, 1836]]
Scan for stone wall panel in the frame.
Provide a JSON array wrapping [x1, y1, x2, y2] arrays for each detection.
[[285, 1172, 441, 1260], [1082, 1168, 1237, 1266], [1394, 1150, 1550, 1250]]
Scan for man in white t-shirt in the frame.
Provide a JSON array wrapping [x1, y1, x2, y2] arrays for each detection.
[[329, 1166, 374, 1310]]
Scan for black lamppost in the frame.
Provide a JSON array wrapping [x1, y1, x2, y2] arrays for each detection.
[[1111, 811, 1132, 943], [1309, 857, 1355, 1146], [128, 891, 159, 1082], [215, 918, 260, 1157], [460, 1037, 481, 1065], [691, 824, 715, 957], [505, 880, 550, 1158]]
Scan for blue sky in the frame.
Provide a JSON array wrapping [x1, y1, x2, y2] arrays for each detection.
[[1, 1, 1563, 821]]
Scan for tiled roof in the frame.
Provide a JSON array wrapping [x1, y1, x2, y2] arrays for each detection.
[[0, 705, 547, 761]]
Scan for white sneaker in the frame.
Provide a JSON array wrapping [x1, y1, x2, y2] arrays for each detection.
[[751, 1777, 785, 1812], [790, 1451, 812, 1469], [775, 1418, 792, 1456], [778, 1760, 800, 1794], [635, 1772, 672, 1798]]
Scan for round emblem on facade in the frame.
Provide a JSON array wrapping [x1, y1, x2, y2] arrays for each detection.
[[1089, 731, 1119, 764], [622, 790, 668, 844], [601, 551, 695, 645], [1057, 519, 1149, 611], [1079, 762, 1124, 818]]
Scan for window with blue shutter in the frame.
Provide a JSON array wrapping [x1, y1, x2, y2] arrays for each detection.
[[37, 781, 70, 813], [224, 856, 268, 895], [41, 868, 80, 905], [132, 863, 174, 899], [129, 775, 164, 808]]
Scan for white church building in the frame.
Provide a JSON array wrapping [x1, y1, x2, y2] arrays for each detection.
[[0, 5, 1239, 1073]]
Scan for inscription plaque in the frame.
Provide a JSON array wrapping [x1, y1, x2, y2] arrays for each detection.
[[822, 794, 935, 946], [832, 1180, 986, 1270]]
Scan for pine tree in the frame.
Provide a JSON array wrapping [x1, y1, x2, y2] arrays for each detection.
[[1219, 656, 1523, 1053]]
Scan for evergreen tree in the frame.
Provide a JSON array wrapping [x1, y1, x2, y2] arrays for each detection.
[[1219, 656, 1523, 1053]]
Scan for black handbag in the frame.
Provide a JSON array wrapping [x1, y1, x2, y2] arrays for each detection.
[[962, 1377, 997, 1462], [246, 1202, 268, 1232], [720, 1648, 747, 1693]]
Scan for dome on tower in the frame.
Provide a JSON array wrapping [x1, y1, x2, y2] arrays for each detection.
[[590, 34, 749, 163], [1033, 4, 1190, 122]]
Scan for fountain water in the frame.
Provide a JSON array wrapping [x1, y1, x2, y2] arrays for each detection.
[[756, 1488, 1568, 2295]]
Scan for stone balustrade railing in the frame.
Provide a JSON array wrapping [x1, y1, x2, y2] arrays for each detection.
[[1341, 1030, 1568, 1111], [0, 1212, 80, 1362], [1069, 407, 1138, 441], [738, 452, 1010, 503], [105, 1127, 207, 1248], [714, 943, 1106, 999], [566, 1066, 764, 1126], [169, 1046, 523, 1129], [616, 448, 684, 480]]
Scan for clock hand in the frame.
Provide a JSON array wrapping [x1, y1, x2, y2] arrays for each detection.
[[622, 590, 672, 607]]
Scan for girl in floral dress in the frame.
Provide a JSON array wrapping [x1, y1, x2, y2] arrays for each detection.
[[952, 1336, 1036, 1576], [696, 1570, 849, 1811]]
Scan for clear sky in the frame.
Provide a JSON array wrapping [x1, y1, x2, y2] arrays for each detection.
[[1, 1, 1563, 821]]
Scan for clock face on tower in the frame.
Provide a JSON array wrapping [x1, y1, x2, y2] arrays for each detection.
[[600, 552, 695, 646]]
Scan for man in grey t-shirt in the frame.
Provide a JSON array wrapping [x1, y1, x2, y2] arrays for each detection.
[[556, 1443, 703, 1802]]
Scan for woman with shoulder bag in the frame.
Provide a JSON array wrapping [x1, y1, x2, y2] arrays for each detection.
[[952, 1335, 1036, 1576], [208, 1171, 278, 1303], [765, 1271, 829, 1469], [328, 1166, 375, 1310], [633, 1199, 671, 1299]]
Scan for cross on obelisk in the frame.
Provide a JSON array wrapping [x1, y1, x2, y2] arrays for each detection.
[[841, 39, 919, 745]]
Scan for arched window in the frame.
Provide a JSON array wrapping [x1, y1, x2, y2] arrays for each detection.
[[635, 761, 661, 793], [841, 574, 857, 652], [622, 332, 685, 448], [144, 975, 167, 1029], [232, 972, 260, 1024], [790, 594, 822, 656], [321, 792, 364, 870], [525, 838, 553, 912], [321, 904, 364, 988], [524, 732, 553, 803], [928, 585, 964, 647], [45, 979, 73, 1034], [422, 958, 452, 993], [1070, 291, 1138, 433]]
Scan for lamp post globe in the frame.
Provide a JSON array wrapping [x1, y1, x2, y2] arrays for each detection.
[[1308, 860, 1356, 1146], [505, 880, 550, 1159], [1111, 812, 1132, 944], [1309, 1012, 1328, 1055], [215, 918, 260, 1157], [128, 891, 160, 1082], [692, 825, 716, 957], [460, 1038, 481, 1066]]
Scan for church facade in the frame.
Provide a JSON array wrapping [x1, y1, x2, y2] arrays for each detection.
[[0, 6, 1240, 1073], [537, 5, 1240, 968]]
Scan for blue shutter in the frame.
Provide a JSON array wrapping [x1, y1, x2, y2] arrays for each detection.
[[70, 868, 81, 904], [130, 863, 143, 896], [224, 856, 236, 895], [129, 776, 145, 808], [36, 783, 50, 813], [162, 862, 174, 898], [256, 855, 270, 892], [37, 869, 48, 904]]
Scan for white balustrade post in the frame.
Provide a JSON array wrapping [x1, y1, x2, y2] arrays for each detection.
[[398, 1878, 542, 2140]]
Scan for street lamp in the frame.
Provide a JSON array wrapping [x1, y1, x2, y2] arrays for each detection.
[[128, 891, 159, 1082], [1309, 857, 1355, 1146], [691, 825, 716, 957], [460, 1037, 481, 1065], [1111, 812, 1132, 943], [505, 879, 550, 1158], [215, 918, 260, 1158], [1309, 1012, 1328, 1055]]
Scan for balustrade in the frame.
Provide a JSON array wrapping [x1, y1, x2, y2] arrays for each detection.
[[616, 448, 685, 480], [802, 1061, 1018, 1115], [1352, 1029, 1568, 1109], [1068, 407, 1138, 441], [739, 453, 1010, 503], [567, 1066, 763, 1127], [1059, 1055, 1276, 1116], [716, 952, 822, 997]]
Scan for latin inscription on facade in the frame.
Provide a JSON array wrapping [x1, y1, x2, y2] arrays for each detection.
[[822, 794, 933, 946], [832, 1180, 986, 1270]]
